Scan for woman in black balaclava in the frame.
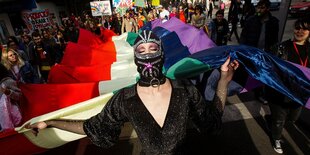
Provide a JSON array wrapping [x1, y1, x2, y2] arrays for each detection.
[[28, 30, 239, 154], [133, 30, 166, 87]]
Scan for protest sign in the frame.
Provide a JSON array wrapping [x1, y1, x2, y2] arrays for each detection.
[[90, 1, 112, 16], [22, 9, 55, 31]]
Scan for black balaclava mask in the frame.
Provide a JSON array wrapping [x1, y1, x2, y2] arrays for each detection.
[[133, 30, 166, 87]]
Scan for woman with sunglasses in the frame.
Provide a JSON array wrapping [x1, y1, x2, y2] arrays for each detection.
[[267, 17, 310, 154]]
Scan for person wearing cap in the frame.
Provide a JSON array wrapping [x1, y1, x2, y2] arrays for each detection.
[[27, 30, 239, 154]]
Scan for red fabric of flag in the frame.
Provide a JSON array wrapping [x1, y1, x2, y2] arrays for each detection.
[[99, 28, 116, 42], [77, 28, 103, 47], [19, 83, 99, 122], [0, 129, 46, 155], [61, 42, 116, 66], [0, 28, 115, 155], [48, 64, 111, 83]]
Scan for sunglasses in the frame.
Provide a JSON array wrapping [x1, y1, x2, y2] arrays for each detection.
[[8, 53, 17, 57], [295, 26, 310, 31]]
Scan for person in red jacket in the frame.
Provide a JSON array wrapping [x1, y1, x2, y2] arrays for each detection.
[[178, 5, 186, 23]]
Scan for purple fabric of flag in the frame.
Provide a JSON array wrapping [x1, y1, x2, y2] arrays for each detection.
[[290, 62, 310, 79], [150, 17, 216, 54], [290, 62, 310, 107], [144, 19, 310, 108]]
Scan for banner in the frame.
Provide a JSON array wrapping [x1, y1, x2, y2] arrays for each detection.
[[113, 0, 132, 8], [135, 0, 146, 7], [90, 1, 112, 17], [152, 0, 160, 6], [21, 9, 55, 31], [113, 0, 132, 15]]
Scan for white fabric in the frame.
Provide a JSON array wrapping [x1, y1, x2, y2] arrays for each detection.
[[111, 32, 138, 80], [99, 76, 137, 95], [16, 93, 113, 148], [16, 93, 137, 149]]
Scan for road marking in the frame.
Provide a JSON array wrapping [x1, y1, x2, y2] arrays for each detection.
[[223, 99, 270, 122]]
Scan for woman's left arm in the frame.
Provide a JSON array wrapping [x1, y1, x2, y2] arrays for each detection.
[[215, 56, 239, 112]]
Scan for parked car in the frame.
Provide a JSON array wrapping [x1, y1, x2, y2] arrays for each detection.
[[289, 0, 310, 17], [251, 0, 281, 10]]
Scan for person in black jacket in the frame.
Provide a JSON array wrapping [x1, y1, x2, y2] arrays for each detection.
[[240, 0, 255, 28], [240, 0, 279, 52], [31, 32, 57, 83], [228, 0, 242, 43], [267, 17, 309, 154], [240, 0, 279, 104], [207, 0, 214, 19], [208, 10, 230, 46]]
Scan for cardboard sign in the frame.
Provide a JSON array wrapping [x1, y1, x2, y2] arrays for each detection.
[[113, 0, 132, 8], [22, 9, 55, 31], [90, 1, 112, 16], [113, 0, 132, 15]]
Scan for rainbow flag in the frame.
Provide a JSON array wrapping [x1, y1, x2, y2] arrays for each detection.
[[141, 17, 309, 107], [1, 18, 309, 155]]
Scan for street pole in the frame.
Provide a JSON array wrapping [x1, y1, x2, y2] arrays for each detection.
[[277, 0, 292, 42]]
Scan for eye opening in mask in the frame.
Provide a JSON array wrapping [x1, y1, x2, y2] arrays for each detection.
[[136, 42, 160, 54]]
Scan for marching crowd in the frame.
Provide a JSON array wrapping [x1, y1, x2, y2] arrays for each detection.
[[0, 0, 309, 154]]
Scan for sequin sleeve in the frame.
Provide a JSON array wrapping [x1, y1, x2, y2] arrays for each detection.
[[183, 80, 223, 133], [83, 89, 128, 148]]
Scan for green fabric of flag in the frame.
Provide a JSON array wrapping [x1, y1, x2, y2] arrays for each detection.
[[166, 57, 211, 79], [126, 32, 139, 46]]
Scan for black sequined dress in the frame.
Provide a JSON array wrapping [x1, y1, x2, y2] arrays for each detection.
[[83, 79, 223, 154]]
